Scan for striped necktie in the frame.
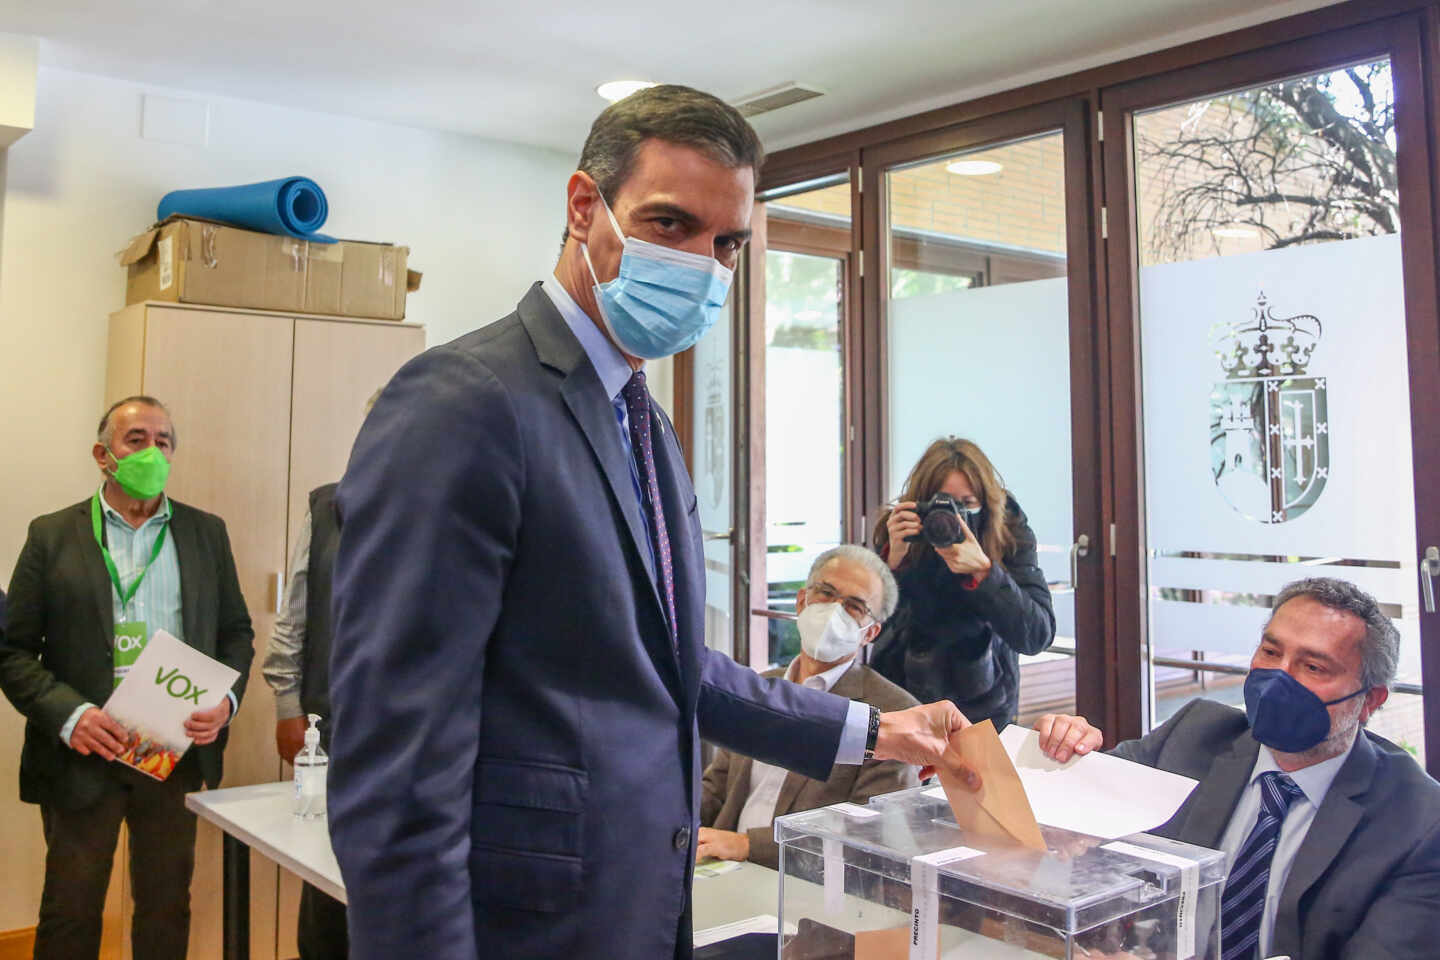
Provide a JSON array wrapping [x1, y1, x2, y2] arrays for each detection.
[[1220, 771, 1305, 960]]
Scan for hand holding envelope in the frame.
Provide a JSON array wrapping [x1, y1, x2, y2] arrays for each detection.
[[935, 720, 1046, 850]]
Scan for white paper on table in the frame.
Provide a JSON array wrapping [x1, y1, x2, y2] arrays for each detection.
[[999, 726, 1198, 839], [692, 914, 784, 947]]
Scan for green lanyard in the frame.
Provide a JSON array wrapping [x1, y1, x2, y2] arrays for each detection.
[[91, 491, 169, 616]]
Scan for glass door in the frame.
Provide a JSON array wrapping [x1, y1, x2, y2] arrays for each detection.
[[1102, 17, 1440, 770], [864, 100, 1107, 729]]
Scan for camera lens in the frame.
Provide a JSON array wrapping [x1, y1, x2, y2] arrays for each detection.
[[922, 509, 962, 547]]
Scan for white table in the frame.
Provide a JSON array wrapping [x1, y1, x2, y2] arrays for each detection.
[[189, 783, 790, 956], [186, 782, 343, 960]]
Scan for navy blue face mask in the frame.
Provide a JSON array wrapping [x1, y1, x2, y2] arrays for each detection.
[[1243, 668, 1368, 753]]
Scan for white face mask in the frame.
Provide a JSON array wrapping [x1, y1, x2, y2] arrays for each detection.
[[797, 602, 865, 664]]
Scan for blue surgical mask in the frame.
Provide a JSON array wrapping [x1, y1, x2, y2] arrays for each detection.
[[1243, 667, 1367, 753], [580, 193, 733, 359]]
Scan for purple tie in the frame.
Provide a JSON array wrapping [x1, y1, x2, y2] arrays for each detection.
[[621, 371, 678, 648]]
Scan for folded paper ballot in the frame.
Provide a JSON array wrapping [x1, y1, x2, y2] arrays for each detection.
[[999, 724, 1199, 839], [102, 630, 240, 781], [936, 720, 1046, 850]]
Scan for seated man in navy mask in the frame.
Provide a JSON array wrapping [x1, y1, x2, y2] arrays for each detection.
[[1037, 577, 1440, 960]]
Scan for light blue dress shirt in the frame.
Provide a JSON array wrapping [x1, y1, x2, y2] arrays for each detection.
[[1217, 737, 1355, 956], [539, 279, 870, 765], [60, 488, 237, 744]]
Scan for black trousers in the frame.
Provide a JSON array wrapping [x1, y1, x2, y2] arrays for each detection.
[[298, 881, 349, 960], [35, 757, 203, 960]]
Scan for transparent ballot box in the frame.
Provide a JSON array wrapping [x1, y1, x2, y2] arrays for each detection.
[[774, 787, 1226, 960]]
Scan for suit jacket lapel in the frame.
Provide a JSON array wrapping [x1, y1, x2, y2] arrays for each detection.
[[169, 503, 199, 645], [520, 285, 663, 610], [1176, 731, 1260, 847], [1271, 735, 1375, 958], [76, 502, 115, 651], [518, 285, 677, 695]]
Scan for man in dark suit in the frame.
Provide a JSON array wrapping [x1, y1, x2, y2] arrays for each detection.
[[328, 85, 974, 960], [1036, 577, 1440, 960], [0, 396, 254, 960], [699, 545, 920, 869]]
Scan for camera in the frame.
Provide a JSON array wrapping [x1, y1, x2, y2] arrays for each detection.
[[904, 493, 972, 548]]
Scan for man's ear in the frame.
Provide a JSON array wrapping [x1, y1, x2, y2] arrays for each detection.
[[861, 622, 882, 645], [566, 171, 602, 246], [1360, 685, 1389, 724], [794, 588, 808, 615], [93, 443, 112, 472]]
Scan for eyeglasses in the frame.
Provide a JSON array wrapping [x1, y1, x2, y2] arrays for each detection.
[[806, 581, 876, 627]]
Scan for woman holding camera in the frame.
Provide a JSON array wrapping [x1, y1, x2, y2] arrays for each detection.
[[868, 437, 1055, 729]]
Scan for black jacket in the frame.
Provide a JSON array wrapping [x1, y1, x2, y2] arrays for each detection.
[[869, 496, 1055, 727], [0, 498, 254, 809]]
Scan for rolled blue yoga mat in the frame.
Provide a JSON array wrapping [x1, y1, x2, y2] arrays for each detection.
[[156, 176, 335, 242]]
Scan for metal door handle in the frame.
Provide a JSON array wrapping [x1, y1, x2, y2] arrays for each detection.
[[1070, 534, 1091, 586], [703, 529, 734, 542], [272, 572, 285, 615], [1422, 546, 1440, 614]]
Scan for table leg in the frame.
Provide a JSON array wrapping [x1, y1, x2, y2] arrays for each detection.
[[223, 832, 250, 960]]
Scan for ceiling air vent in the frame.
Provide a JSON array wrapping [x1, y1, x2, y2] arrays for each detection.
[[731, 82, 825, 118]]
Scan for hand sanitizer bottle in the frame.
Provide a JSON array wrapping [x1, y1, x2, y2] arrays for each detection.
[[293, 713, 328, 820]]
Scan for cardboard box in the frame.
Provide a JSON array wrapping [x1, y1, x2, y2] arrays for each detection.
[[119, 216, 420, 320]]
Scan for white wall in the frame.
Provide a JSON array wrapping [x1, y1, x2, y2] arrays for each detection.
[[0, 63, 596, 932]]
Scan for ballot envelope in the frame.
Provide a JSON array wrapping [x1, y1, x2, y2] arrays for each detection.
[[774, 786, 1227, 960]]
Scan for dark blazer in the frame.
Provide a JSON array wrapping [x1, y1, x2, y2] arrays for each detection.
[[1113, 698, 1440, 959], [701, 663, 919, 868], [0, 498, 255, 810], [328, 284, 851, 960]]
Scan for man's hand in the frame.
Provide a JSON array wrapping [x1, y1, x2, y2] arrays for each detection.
[[276, 716, 307, 764], [874, 701, 981, 789], [185, 697, 232, 746], [695, 827, 750, 863], [885, 502, 920, 570], [70, 707, 128, 760], [1034, 713, 1103, 763]]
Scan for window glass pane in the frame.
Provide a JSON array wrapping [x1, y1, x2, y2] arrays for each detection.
[[1133, 58, 1423, 765], [885, 132, 1075, 724], [763, 239, 846, 667]]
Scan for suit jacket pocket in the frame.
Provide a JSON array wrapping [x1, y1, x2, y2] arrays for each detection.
[[470, 758, 587, 913], [472, 757, 586, 859]]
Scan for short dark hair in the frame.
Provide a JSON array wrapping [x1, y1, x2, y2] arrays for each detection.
[[561, 84, 764, 246], [98, 395, 177, 450], [1270, 577, 1399, 689]]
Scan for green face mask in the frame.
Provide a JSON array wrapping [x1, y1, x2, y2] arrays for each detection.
[[107, 446, 171, 500]]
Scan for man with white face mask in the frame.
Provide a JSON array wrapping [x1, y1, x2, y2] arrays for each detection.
[[697, 545, 919, 868]]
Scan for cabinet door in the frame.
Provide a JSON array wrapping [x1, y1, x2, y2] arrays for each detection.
[[286, 319, 425, 551], [275, 318, 423, 959], [140, 306, 295, 960]]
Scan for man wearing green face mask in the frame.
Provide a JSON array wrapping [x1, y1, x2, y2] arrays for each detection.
[[0, 395, 255, 960]]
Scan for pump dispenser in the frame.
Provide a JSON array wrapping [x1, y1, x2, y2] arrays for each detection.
[[293, 713, 328, 820]]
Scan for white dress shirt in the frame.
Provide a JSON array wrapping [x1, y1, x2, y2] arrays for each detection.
[[736, 657, 858, 834], [1217, 737, 1355, 956]]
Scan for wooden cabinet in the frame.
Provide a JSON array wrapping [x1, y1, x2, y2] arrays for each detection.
[[104, 302, 424, 960]]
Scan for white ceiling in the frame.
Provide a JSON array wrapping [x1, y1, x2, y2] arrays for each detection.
[[5, 0, 1340, 157]]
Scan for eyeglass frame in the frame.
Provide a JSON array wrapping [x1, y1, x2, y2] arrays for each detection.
[[804, 580, 879, 628]]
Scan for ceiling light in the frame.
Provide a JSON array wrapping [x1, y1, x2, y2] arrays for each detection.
[[597, 80, 658, 102], [946, 159, 1003, 176], [1213, 226, 1258, 238]]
